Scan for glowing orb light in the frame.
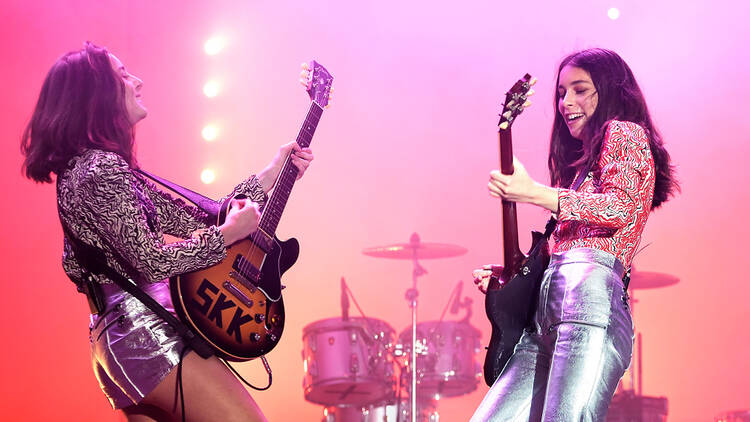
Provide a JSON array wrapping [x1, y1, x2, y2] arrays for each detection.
[[608, 7, 620, 20], [204, 36, 227, 56], [201, 168, 216, 184], [201, 125, 219, 141], [203, 80, 220, 98]]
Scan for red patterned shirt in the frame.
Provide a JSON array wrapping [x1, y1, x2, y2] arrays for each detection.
[[553, 120, 655, 268]]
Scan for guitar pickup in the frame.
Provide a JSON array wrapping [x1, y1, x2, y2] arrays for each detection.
[[232, 255, 261, 282], [250, 230, 274, 253], [229, 269, 258, 293]]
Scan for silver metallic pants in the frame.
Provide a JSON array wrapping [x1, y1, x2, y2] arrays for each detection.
[[89, 281, 184, 409], [471, 248, 633, 422]]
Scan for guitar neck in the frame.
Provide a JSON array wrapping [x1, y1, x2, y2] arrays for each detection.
[[498, 129, 524, 273], [258, 102, 324, 236]]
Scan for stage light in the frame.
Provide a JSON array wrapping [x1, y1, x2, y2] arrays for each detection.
[[608, 7, 620, 20], [202, 124, 219, 141], [204, 36, 227, 56], [201, 168, 216, 184], [203, 80, 221, 98]]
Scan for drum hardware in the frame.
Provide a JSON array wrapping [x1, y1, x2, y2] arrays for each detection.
[[363, 233, 467, 422], [307, 236, 475, 420], [321, 399, 439, 422], [613, 268, 679, 418], [606, 390, 668, 422], [714, 410, 750, 422]]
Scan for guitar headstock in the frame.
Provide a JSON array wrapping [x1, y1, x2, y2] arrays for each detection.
[[498, 73, 536, 131], [300, 60, 334, 108]]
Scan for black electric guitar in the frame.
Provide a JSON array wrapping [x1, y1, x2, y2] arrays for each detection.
[[482, 74, 552, 385], [170, 61, 333, 361]]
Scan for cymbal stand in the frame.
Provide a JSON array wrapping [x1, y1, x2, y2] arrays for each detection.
[[406, 233, 427, 422], [629, 289, 642, 396]]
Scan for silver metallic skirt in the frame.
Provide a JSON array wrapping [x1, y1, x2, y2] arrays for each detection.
[[472, 247, 633, 421], [89, 281, 185, 409]]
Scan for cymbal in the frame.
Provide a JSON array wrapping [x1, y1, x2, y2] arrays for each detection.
[[628, 271, 679, 290], [362, 242, 468, 260]]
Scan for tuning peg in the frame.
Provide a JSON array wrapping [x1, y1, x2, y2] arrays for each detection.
[[527, 89, 535, 97], [300, 70, 309, 78], [299, 78, 310, 88], [502, 111, 512, 119], [301, 62, 310, 70], [530, 77, 538, 86], [506, 100, 515, 108], [499, 121, 509, 130], [523, 100, 532, 108]]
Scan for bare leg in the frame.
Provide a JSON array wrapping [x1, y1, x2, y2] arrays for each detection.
[[123, 351, 267, 422]]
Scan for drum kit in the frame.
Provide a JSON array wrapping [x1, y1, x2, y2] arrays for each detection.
[[300, 232, 686, 421], [301, 233, 481, 422]]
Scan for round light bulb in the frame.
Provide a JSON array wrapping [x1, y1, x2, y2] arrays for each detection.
[[203, 80, 220, 98], [204, 36, 227, 56], [202, 125, 219, 141], [201, 168, 216, 184]]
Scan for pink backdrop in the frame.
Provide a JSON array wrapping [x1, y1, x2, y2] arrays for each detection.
[[2, 1, 748, 420]]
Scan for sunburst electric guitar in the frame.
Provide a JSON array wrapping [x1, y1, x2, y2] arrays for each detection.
[[170, 61, 333, 361]]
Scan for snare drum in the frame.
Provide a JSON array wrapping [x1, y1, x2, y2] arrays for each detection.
[[303, 317, 396, 406], [397, 320, 481, 397]]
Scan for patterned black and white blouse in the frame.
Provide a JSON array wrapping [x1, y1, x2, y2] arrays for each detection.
[[58, 149, 267, 287]]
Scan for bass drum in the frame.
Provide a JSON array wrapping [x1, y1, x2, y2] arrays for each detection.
[[303, 317, 396, 406], [397, 320, 482, 398]]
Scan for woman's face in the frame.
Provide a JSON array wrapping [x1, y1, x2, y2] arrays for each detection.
[[109, 54, 147, 125], [557, 65, 598, 141]]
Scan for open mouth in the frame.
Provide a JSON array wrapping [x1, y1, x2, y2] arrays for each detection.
[[566, 113, 584, 122]]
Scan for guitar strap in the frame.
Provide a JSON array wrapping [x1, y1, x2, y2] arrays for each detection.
[[135, 169, 220, 221], [541, 162, 593, 239]]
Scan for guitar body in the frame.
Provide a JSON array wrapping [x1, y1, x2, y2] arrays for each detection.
[[483, 230, 549, 385], [170, 234, 299, 361]]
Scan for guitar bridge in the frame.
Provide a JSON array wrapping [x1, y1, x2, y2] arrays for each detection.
[[223, 281, 253, 307]]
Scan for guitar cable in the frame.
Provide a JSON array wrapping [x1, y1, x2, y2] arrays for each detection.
[[221, 356, 273, 391]]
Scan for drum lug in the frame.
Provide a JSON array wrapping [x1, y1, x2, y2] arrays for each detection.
[[350, 353, 359, 374]]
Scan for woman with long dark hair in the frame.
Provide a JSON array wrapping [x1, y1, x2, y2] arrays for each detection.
[[21, 42, 313, 422], [471, 48, 678, 421]]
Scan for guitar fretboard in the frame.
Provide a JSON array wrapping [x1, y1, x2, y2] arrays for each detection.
[[259, 103, 324, 236]]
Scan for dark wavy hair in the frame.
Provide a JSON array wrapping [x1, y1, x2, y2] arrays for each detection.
[[21, 42, 136, 183], [548, 48, 678, 209]]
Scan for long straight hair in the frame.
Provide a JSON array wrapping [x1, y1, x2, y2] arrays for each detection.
[[548, 48, 678, 209], [21, 42, 136, 183]]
